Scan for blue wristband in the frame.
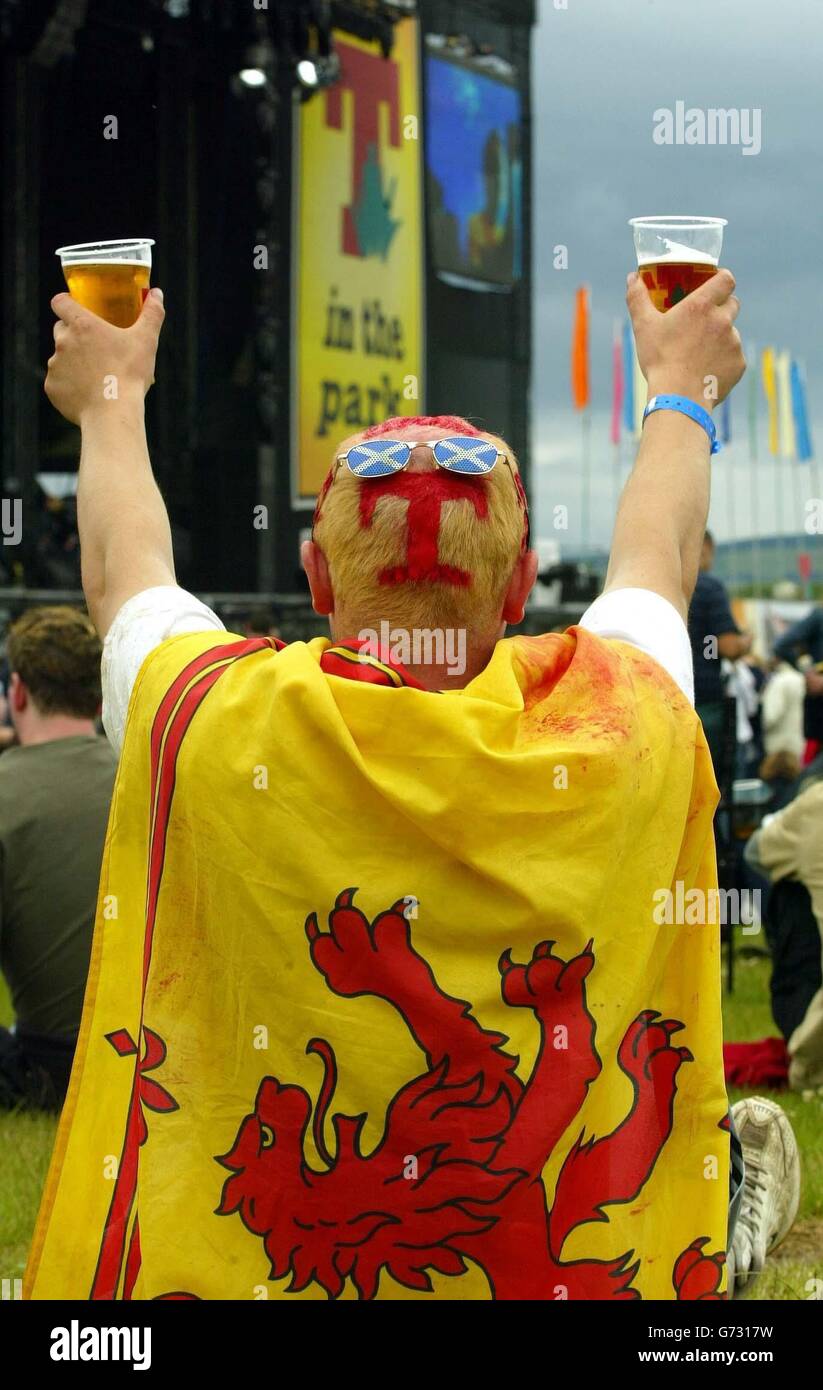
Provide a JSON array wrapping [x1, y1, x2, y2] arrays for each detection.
[[643, 394, 721, 454]]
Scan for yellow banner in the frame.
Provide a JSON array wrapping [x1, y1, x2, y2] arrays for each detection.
[[294, 21, 424, 501]]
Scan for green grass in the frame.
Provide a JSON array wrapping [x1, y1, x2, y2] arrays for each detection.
[[0, 975, 58, 1286], [1, 948, 820, 1298], [724, 943, 823, 1301], [726, 948, 823, 1223], [0, 1107, 57, 1284]]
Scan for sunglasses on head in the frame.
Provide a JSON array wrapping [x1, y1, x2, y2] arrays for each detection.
[[337, 434, 506, 478], [333, 434, 530, 547]]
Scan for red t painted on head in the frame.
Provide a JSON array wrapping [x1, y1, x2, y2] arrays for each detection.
[[313, 416, 528, 582], [363, 417, 490, 585], [359, 471, 488, 586], [312, 416, 484, 534]]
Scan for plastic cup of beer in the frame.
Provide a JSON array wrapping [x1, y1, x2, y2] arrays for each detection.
[[55, 238, 155, 328], [628, 216, 726, 312]]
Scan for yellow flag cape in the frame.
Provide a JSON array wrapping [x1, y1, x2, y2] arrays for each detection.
[[26, 627, 729, 1301]]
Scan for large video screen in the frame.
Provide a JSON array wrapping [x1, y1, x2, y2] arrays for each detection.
[[425, 50, 523, 290]]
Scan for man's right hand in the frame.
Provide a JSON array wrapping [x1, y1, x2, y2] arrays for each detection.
[[46, 287, 165, 427], [627, 267, 746, 410]]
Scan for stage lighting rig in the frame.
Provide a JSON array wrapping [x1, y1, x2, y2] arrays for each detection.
[[238, 42, 271, 88], [295, 50, 341, 90], [233, 4, 276, 95], [287, 0, 341, 96]]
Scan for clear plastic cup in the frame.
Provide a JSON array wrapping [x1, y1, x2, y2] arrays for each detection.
[[628, 216, 726, 312], [55, 238, 155, 327]]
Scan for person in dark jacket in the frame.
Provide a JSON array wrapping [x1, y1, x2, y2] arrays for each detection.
[[773, 604, 823, 759], [687, 530, 751, 780]]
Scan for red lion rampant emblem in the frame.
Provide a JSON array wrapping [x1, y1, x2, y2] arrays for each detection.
[[216, 889, 725, 1300]]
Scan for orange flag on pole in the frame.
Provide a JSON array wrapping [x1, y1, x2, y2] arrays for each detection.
[[571, 286, 590, 410]]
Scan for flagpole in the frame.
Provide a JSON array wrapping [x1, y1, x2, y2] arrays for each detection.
[[773, 347, 803, 590], [775, 453, 784, 588], [581, 408, 591, 556], [749, 341, 761, 596], [763, 347, 781, 596], [751, 450, 761, 595], [807, 361, 821, 510], [792, 456, 804, 583], [776, 453, 783, 567], [611, 318, 623, 523], [801, 463, 812, 599], [721, 396, 736, 593], [812, 447, 822, 518], [796, 357, 817, 599], [571, 284, 591, 562], [781, 349, 803, 580], [725, 439, 737, 594]]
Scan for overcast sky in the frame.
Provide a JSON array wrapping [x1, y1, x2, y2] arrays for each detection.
[[531, 0, 823, 553]]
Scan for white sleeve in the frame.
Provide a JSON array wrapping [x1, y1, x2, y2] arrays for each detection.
[[578, 587, 695, 706], [101, 586, 226, 755]]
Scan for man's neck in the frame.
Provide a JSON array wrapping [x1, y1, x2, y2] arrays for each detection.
[[332, 616, 503, 692], [403, 650, 494, 692], [18, 716, 96, 747]]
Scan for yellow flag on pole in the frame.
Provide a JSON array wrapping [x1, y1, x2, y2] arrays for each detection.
[[761, 347, 780, 457]]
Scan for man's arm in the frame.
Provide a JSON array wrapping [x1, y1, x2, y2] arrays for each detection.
[[718, 631, 751, 660], [604, 409, 711, 621], [603, 269, 745, 622], [746, 792, 805, 885], [76, 393, 174, 637], [708, 580, 751, 660], [45, 289, 172, 637]]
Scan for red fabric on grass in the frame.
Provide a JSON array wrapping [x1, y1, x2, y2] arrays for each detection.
[[723, 1037, 789, 1089]]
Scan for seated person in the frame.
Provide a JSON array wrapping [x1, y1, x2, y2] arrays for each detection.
[[745, 780, 823, 1091], [758, 749, 801, 814], [0, 607, 116, 1109]]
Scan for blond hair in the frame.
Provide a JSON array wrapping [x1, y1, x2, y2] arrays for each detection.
[[313, 417, 527, 632]]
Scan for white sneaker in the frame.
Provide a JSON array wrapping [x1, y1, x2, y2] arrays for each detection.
[[729, 1096, 801, 1296]]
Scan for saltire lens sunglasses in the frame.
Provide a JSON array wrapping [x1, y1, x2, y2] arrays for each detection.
[[333, 435, 530, 546]]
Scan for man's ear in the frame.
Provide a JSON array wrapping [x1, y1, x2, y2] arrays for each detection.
[[301, 540, 334, 617], [501, 549, 539, 625], [8, 671, 27, 713]]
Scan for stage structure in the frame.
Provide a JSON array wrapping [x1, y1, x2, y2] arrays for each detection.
[[0, 0, 535, 599]]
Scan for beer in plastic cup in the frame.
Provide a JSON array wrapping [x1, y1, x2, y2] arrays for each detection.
[[628, 216, 726, 312], [55, 239, 154, 328]]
